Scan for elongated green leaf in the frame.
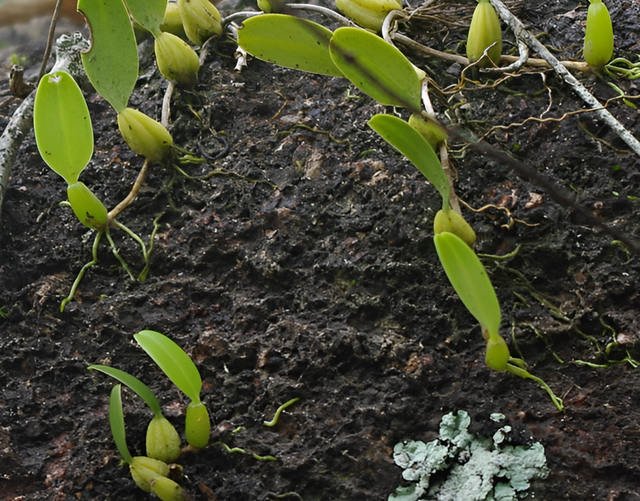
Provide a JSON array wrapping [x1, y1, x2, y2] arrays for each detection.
[[109, 384, 133, 464], [134, 330, 202, 402], [329, 27, 421, 109], [434, 232, 501, 336], [237, 14, 343, 77], [79, 0, 138, 112], [89, 365, 162, 416], [368, 114, 450, 208], [123, 0, 167, 36], [33, 71, 93, 184]]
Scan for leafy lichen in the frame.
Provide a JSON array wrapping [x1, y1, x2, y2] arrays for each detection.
[[390, 411, 548, 501]]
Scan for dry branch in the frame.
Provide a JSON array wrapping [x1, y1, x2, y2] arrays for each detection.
[[490, 0, 640, 158]]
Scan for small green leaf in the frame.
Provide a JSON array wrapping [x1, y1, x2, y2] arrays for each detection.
[[368, 114, 450, 208], [329, 27, 421, 109], [237, 14, 343, 77], [33, 71, 93, 184], [434, 232, 501, 337], [124, 0, 170, 36], [79, 0, 138, 113], [134, 330, 202, 402], [109, 384, 133, 464], [89, 365, 162, 416]]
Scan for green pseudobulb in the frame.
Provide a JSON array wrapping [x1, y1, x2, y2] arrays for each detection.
[[117, 108, 173, 162], [185, 401, 210, 448], [466, 0, 502, 68], [583, 0, 613, 68], [485, 331, 510, 371], [129, 456, 170, 493], [67, 182, 108, 230], [433, 209, 476, 247], [146, 415, 181, 463]]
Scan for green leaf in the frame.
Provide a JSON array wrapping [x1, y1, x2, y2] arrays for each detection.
[[89, 365, 162, 417], [237, 14, 343, 77], [109, 384, 133, 464], [368, 114, 450, 208], [123, 0, 167, 36], [329, 27, 421, 109], [79, 0, 138, 113], [134, 330, 202, 402], [33, 71, 93, 184], [434, 232, 501, 336]]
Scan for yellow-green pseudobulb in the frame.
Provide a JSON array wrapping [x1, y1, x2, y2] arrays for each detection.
[[150, 476, 188, 501], [334, 0, 403, 32], [117, 108, 173, 162], [185, 401, 210, 448], [177, 0, 222, 46], [129, 456, 170, 493], [161, 2, 187, 40], [408, 113, 447, 151], [154, 31, 200, 87], [485, 332, 510, 371], [433, 209, 477, 248], [466, 0, 502, 68], [257, 0, 287, 13], [67, 182, 108, 230], [584, 0, 613, 68], [146, 415, 181, 464]]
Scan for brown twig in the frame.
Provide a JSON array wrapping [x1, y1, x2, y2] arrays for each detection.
[[39, 0, 66, 81], [108, 159, 151, 221]]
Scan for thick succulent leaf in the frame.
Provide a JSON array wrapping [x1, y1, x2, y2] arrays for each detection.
[[368, 114, 450, 208], [434, 232, 501, 336], [33, 70, 93, 184], [237, 14, 343, 77], [89, 365, 163, 416], [79, 0, 138, 112], [329, 27, 421, 109], [134, 330, 202, 402]]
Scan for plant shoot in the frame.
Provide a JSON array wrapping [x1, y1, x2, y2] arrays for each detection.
[[134, 330, 211, 448], [584, 0, 614, 68], [334, 0, 403, 32], [466, 0, 502, 68], [89, 365, 181, 463]]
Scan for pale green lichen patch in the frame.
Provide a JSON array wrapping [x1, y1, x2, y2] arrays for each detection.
[[389, 411, 548, 501]]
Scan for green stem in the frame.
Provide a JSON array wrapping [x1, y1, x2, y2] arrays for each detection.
[[104, 227, 136, 280], [60, 230, 103, 312], [112, 220, 148, 261], [263, 398, 300, 427], [505, 364, 564, 412], [138, 212, 164, 281]]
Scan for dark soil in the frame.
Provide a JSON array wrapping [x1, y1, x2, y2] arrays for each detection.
[[2, 1, 640, 500]]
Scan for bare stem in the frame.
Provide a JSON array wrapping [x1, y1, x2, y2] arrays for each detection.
[[108, 158, 151, 221], [39, 0, 65, 81]]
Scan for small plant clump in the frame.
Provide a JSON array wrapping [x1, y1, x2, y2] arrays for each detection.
[[90, 330, 208, 498], [90, 330, 299, 497]]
